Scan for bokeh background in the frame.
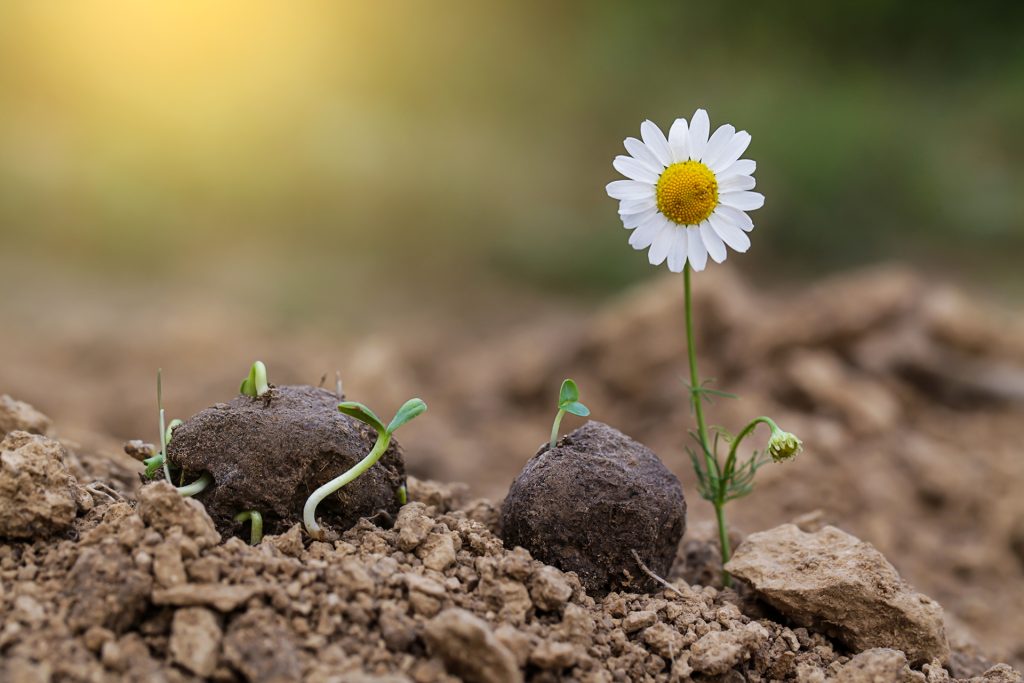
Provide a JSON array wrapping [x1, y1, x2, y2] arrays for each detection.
[[3, 1, 1023, 312], [2, 0, 1024, 664]]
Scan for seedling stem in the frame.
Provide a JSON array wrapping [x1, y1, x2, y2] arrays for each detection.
[[303, 398, 426, 540], [234, 510, 264, 545]]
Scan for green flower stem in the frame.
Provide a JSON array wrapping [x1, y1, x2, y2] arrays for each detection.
[[723, 416, 779, 474], [549, 408, 566, 449], [684, 266, 712, 456], [684, 265, 732, 586], [177, 473, 212, 497], [234, 510, 264, 545], [304, 430, 392, 540]]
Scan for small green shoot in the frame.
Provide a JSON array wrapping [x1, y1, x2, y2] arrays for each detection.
[[234, 510, 264, 545], [143, 418, 182, 478], [240, 361, 270, 398], [396, 484, 408, 505], [154, 369, 213, 498], [303, 398, 427, 540], [549, 379, 590, 448]]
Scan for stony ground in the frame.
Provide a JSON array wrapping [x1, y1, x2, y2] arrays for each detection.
[[2, 265, 1024, 681], [0, 414, 1020, 682]]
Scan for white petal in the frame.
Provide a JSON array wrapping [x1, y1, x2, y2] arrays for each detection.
[[618, 197, 656, 214], [623, 138, 664, 173], [701, 124, 735, 166], [648, 222, 675, 265], [709, 212, 751, 252], [686, 228, 708, 271], [613, 155, 659, 184], [720, 191, 765, 211], [710, 131, 752, 173], [621, 206, 659, 229], [629, 215, 664, 248], [686, 109, 710, 161], [715, 205, 754, 232], [606, 179, 656, 201], [668, 118, 689, 162], [640, 120, 672, 167], [717, 174, 756, 192], [720, 158, 756, 178], [700, 222, 728, 263], [666, 227, 688, 273]]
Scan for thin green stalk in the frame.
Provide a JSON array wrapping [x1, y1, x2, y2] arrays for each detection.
[[684, 266, 712, 452], [715, 502, 731, 570], [234, 510, 264, 545], [549, 409, 566, 448], [684, 265, 731, 586], [723, 416, 779, 475], [303, 431, 392, 539], [177, 473, 212, 497]]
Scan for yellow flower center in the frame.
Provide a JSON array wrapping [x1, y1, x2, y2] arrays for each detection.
[[655, 161, 718, 225]]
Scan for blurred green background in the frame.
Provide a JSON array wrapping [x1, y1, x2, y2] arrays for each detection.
[[1, 0, 1022, 328]]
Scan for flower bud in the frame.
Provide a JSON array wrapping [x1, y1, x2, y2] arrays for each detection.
[[767, 430, 802, 463]]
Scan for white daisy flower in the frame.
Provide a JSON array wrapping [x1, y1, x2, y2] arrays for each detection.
[[606, 109, 764, 272]]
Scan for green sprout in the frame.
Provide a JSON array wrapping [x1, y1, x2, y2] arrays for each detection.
[[234, 510, 264, 545], [396, 484, 408, 505], [303, 398, 427, 540], [681, 266, 802, 586], [549, 379, 590, 448], [153, 369, 212, 498], [240, 360, 270, 398]]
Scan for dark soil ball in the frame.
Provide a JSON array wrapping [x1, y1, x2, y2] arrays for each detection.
[[166, 385, 404, 539], [500, 421, 686, 596]]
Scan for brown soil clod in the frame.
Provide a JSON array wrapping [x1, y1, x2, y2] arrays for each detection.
[[166, 384, 405, 539], [500, 420, 686, 596]]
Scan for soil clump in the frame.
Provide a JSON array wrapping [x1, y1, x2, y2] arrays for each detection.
[[0, 438, 1019, 682], [167, 384, 405, 539], [501, 421, 685, 596]]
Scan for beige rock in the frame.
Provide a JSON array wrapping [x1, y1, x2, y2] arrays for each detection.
[[688, 622, 769, 675], [223, 608, 301, 683], [622, 610, 657, 633], [417, 531, 457, 571], [137, 481, 221, 549], [529, 565, 573, 612], [169, 607, 222, 677], [152, 583, 262, 612], [480, 577, 532, 624], [0, 432, 83, 539], [394, 502, 433, 551], [266, 523, 304, 557], [0, 395, 52, 438], [405, 573, 446, 617], [494, 625, 533, 667], [529, 640, 578, 670], [726, 524, 949, 666], [152, 540, 187, 588], [423, 608, 522, 683], [831, 648, 924, 683], [641, 622, 686, 660]]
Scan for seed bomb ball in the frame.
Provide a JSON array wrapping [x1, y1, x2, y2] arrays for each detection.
[[501, 420, 686, 595], [167, 384, 405, 539]]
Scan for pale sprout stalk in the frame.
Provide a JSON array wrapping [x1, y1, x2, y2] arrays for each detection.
[[303, 431, 392, 540], [156, 368, 214, 498], [303, 398, 426, 540], [234, 510, 264, 545]]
